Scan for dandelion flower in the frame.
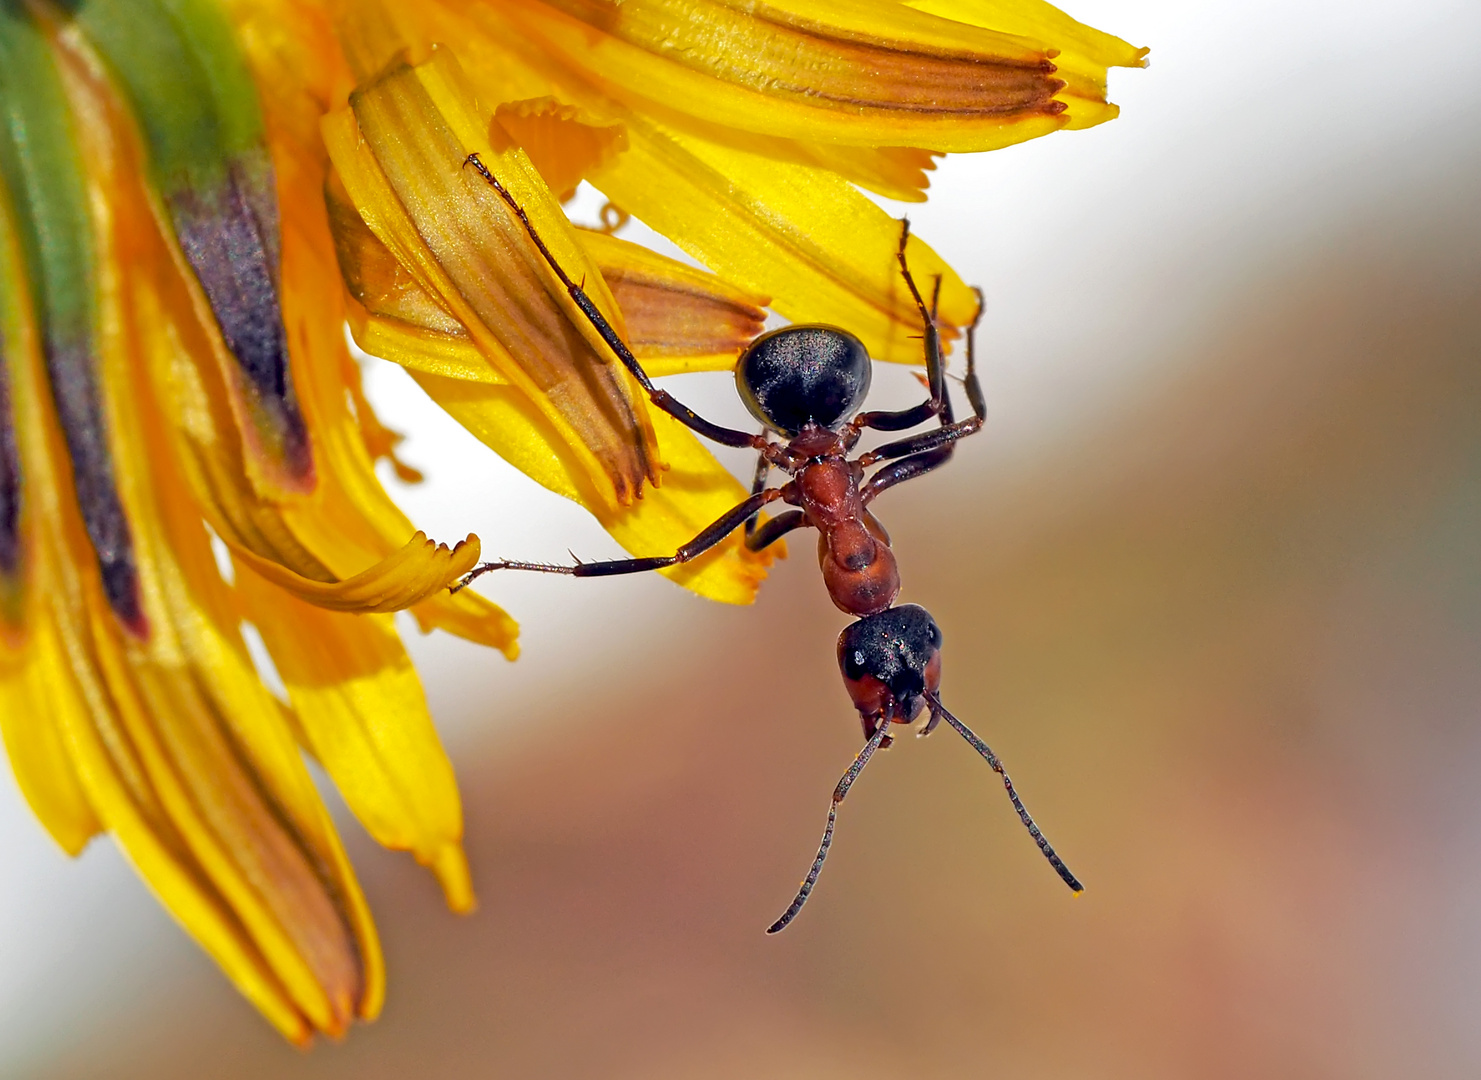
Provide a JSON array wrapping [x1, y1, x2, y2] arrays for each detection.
[[0, 0, 1145, 1043]]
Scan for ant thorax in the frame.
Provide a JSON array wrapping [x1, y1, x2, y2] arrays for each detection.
[[783, 423, 850, 461]]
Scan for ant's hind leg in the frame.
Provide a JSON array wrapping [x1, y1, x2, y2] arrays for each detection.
[[857, 289, 991, 475], [859, 444, 953, 505], [462, 153, 765, 451], [962, 287, 987, 423], [850, 220, 949, 434]]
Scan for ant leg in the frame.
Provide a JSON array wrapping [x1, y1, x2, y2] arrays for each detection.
[[850, 220, 948, 434], [462, 154, 765, 451], [857, 413, 982, 466], [856, 294, 988, 474], [745, 509, 806, 552], [860, 445, 952, 505], [743, 454, 808, 552], [453, 487, 783, 590], [859, 291, 998, 505], [743, 452, 770, 541], [962, 286, 987, 423]]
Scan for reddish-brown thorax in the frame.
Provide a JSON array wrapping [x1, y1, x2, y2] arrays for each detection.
[[781, 425, 901, 617]]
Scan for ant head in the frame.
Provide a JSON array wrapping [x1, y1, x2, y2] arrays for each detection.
[[837, 604, 942, 725], [736, 325, 872, 437]]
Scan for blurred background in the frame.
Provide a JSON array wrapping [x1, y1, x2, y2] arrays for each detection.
[[5, 0, 1481, 1075]]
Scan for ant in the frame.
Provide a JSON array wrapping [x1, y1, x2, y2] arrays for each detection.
[[457, 152, 1083, 932]]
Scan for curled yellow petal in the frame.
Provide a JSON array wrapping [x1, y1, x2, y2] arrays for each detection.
[[494, 96, 628, 201], [231, 530, 481, 614]]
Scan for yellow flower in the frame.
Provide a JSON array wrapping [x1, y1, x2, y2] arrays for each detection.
[[0, 0, 1144, 1045]]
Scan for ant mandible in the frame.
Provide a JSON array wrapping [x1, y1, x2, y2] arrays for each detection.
[[457, 153, 1083, 933]]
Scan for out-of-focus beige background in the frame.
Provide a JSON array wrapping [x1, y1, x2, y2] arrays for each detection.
[[5, 0, 1481, 1076]]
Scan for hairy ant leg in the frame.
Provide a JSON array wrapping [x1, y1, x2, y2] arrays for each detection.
[[745, 510, 806, 552], [860, 444, 955, 506], [849, 220, 949, 434], [861, 288, 989, 504], [961, 286, 988, 421], [462, 153, 767, 452], [743, 452, 770, 541], [857, 413, 983, 468], [455, 486, 785, 590]]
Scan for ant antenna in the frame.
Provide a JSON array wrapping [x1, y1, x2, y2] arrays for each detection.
[[767, 715, 893, 934], [924, 690, 1084, 894]]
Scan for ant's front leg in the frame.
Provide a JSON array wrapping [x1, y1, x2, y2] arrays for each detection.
[[454, 486, 786, 591], [462, 153, 766, 452]]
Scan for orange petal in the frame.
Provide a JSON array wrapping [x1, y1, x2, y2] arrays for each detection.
[[494, 96, 628, 201], [575, 228, 768, 375]]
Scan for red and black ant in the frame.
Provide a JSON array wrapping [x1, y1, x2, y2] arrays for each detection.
[[457, 153, 1083, 932]]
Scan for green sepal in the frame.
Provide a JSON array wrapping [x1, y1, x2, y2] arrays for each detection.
[[0, 2, 146, 633], [66, 0, 313, 484]]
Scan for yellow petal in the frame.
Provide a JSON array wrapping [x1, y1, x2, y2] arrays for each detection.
[[501, 0, 1076, 153], [23, 33, 387, 1036], [436, 3, 976, 363], [270, 137, 520, 649], [780, 142, 940, 204], [906, 0, 1149, 125], [494, 96, 628, 201], [0, 617, 102, 857], [326, 47, 659, 510], [231, 529, 480, 613], [594, 119, 975, 363], [405, 359, 774, 604], [328, 167, 470, 339], [234, 569, 474, 912], [575, 228, 768, 376], [335, 173, 767, 378]]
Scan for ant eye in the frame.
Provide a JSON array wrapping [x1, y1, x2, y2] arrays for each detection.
[[736, 325, 871, 435]]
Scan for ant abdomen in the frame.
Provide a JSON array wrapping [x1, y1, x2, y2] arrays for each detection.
[[736, 325, 872, 436]]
